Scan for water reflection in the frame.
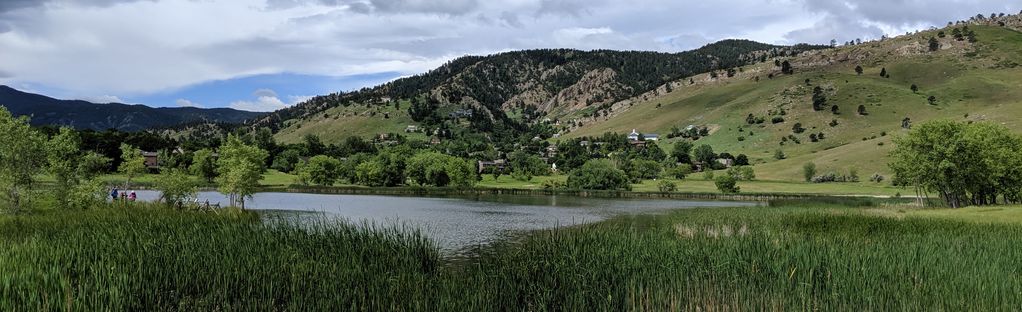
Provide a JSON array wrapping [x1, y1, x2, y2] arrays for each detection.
[[135, 191, 760, 252]]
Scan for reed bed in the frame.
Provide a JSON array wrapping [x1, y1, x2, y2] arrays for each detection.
[[1, 202, 1020, 310]]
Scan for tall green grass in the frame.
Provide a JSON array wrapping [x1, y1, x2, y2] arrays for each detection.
[[2, 203, 1021, 310], [0, 204, 442, 310]]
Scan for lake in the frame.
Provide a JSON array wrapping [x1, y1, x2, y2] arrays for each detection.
[[134, 191, 761, 252]]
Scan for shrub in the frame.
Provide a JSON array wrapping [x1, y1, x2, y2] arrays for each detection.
[[542, 179, 566, 190], [566, 160, 631, 191], [155, 169, 198, 207], [668, 165, 693, 179], [726, 166, 756, 181], [657, 180, 678, 193], [714, 175, 740, 193], [803, 162, 816, 182]]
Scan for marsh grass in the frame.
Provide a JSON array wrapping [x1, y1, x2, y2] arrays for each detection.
[[0, 203, 443, 310], [2, 202, 1021, 310]]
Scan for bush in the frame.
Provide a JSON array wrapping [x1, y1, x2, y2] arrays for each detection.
[[628, 159, 663, 181], [566, 160, 631, 191], [295, 155, 342, 186], [668, 165, 692, 180], [714, 175, 740, 193], [726, 166, 756, 181], [155, 169, 198, 207], [657, 180, 678, 192], [542, 179, 566, 190], [774, 150, 786, 160], [702, 171, 715, 180], [803, 162, 816, 182], [405, 152, 476, 187], [870, 173, 885, 183]]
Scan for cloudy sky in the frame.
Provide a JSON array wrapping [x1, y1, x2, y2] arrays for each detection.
[[0, 0, 1018, 111]]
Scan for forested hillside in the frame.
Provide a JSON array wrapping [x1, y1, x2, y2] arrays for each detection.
[[254, 40, 828, 143], [0, 86, 264, 131]]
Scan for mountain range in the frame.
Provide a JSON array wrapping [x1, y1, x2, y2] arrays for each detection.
[[0, 85, 264, 131]]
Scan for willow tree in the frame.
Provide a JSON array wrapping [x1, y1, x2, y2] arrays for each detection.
[[0, 108, 46, 211], [890, 120, 1022, 207], [118, 143, 146, 188], [46, 127, 110, 209], [216, 135, 268, 209]]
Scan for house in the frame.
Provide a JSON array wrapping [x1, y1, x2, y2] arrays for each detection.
[[477, 159, 508, 174], [628, 129, 641, 141], [545, 145, 558, 158], [141, 151, 159, 170], [405, 125, 419, 133], [429, 136, 442, 145], [715, 158, 735, 168], [627, 129, 659, 141], [449, 109, 473, 118]]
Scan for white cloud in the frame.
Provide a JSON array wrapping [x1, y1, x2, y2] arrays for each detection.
[[175, 98, 201, 107], [79, 94, 124, 103], [253, 88, 278, 98], [287, 95, 314, 105], [230, 89, 289, 112]]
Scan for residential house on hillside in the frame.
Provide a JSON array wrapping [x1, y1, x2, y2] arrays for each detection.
[[477, 159, 508, 174], [405, 125, 419, 133], [627, 129, 659, 141], [142, 151, 159, 171], [716, 158, 735, 168], [449, 109, 473, 118]]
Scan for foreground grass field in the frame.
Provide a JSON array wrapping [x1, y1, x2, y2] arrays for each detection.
[[2, 200, 1020, 309]]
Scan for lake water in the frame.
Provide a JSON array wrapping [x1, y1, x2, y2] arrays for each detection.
[[134, 191, 760, 252]]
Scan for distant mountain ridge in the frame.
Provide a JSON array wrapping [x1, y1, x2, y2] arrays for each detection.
[[255, 39, 828, 141], [0, 85, 265, 131]]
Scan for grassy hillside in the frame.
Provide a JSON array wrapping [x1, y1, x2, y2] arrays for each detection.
[[273, 100, 425, 144], [566, 25, 1022, 181]]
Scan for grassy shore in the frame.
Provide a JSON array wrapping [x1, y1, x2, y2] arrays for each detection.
[[2, 200, 1021, 309]]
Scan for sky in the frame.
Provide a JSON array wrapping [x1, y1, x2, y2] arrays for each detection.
[[0, 0, 1018, 112]]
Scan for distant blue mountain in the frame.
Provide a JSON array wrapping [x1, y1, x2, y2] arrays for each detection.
[[0, 85, 264, 131]]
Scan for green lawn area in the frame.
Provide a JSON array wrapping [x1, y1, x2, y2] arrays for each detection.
[[633, 178, 903, 196], [478, 174, 904, 196], [888, 205, 1022, 224]]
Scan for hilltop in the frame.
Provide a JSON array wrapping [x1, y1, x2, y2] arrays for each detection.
[[0, 86, 265, 131]]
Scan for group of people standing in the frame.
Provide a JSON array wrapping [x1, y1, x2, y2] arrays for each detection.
[[110, 188, 137, 202]]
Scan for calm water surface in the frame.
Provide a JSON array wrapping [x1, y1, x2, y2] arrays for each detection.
[[135, 191, 760, 252]]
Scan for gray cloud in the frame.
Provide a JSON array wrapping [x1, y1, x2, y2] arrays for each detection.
[[784, 0, 1021, 43], [369, 0, 478, 15], [0, 0, 158, 13], [0, 0, 41, 13]]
